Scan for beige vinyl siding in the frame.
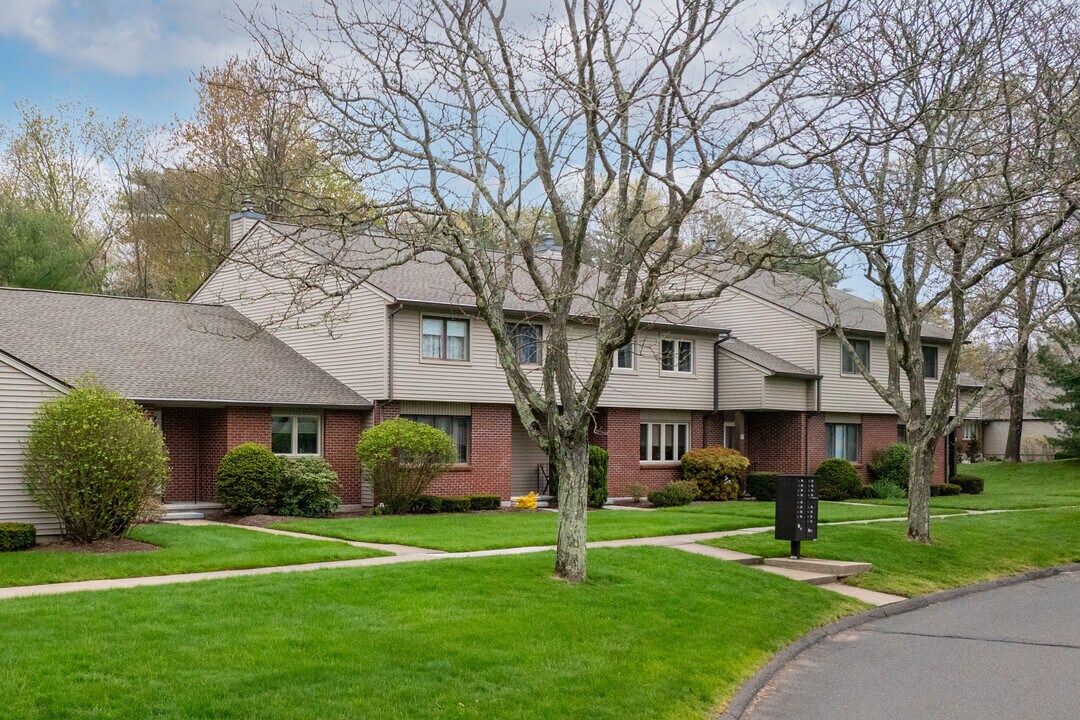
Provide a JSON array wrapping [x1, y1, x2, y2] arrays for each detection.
[[0, 357, 65, 534], [686, 288, 819, 370], [762, 376, 814, 411], [715, 353, 765, 410], [980, 419, 1061, 460], [391, 307, 716, 409], [192, 225, 389, 401], [818, 334, 942, 415], [958, 389, 982, 419], [510, 413, 548, 497]]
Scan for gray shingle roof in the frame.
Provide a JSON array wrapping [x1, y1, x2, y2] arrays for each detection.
[[0, 288, 370, 408], [718, 338, 819, 379]]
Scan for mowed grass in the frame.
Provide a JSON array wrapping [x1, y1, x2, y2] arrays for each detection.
[[0, 547, 862, 720], [861, 459, 1080, 510], [0, 524, 388, 588], [706, 508, 1080, 597], [274, 501, 917, 552]]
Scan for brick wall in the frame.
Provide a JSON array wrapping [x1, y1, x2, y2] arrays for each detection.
[[323, 410, 365, 505], [746, 411, 809, 474], [161, 407, 201, 503], [592, 408, 706, 497]]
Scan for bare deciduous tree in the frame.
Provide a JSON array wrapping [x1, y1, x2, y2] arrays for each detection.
[[243, 0, 847, 580]]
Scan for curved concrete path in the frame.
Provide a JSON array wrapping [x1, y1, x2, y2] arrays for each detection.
[[742, 570, 1080, 720]]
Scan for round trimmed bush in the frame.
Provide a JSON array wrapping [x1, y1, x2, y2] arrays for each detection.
[[952, 474, 984, 495], [681, 446, 750, 501], [356, 418, 457, 514], [0, 522, 36, 552], [814, 458, 863, 501], [410, 495, 444, 514], [867, 443, 910, 487], [216, 443, 284, 514], [441, 496, 472, 513], [278, 457, 341, 517], [930, 482, 963, 496], [648, 480, 695, 507], [23, 378, 169, 543]]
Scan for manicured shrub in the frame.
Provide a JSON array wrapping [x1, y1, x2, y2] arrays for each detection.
[[278, 457, 341, 517], [952, 474, 984, 495], [746, 472, 779, 502], [588, 445, 609, 508], [410, 495, 444, 514], [23, 378, 170, 543], [867, 443, 910, 487], [356, 418, 457, 514], [217, 443, 284, 514], [681, 446, 750, 501], [627, 482, 647, 504], [648, 480, 695, 507], [813, 458, 863, 501], [514, 492, 538, 510], [930, 482, 963, 496], [466, 494, 502, 511], [870, 479, 907, 499], [0, 522, 36, 552], [441, 496, 472, 513]]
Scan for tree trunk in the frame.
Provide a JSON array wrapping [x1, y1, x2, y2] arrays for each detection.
[[553, 436, 590, 583], [906, 441, 935, 543], [1004, 340, 1030, 462]]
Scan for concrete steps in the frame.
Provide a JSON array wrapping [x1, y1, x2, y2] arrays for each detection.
[[671, 543, 763, 565], [763, 557, 872, 578], [162, 511, 205, 521], [754, 564, 839, 585]]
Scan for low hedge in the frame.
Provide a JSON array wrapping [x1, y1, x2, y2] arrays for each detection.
[[648, 481, 695, 507], [0, 522, 36, 552], [930, 483, 963, 496], [952, 474, 984, 495], [441, 496, 472, 513], [681, 446, 749, 501], [466, 494, 501, 511], [814, 458, 863, 501], [410, 495, 444, 514], [746, 472, 779, 501]]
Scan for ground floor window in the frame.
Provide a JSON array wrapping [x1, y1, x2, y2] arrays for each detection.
[[272, 414, 321, 455], [962, 420, 979, 441], [825, 423, 861, 462], [640, 422, 689, 462], [402, 414, 470, 463], [723, 421, 736, 449]]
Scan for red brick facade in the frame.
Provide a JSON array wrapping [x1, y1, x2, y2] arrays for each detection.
[[590, 407, 706, 497], [159, 405, 367, 504]]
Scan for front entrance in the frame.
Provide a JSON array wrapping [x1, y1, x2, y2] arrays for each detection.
[[510, 411, 549, 497]]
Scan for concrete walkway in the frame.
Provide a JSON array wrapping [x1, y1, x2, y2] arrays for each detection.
[[0, 509, 1000, 601], [741, 571, 1080, 720]]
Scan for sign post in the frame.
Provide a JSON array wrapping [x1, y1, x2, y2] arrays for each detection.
[[774, 475, 819, 559]]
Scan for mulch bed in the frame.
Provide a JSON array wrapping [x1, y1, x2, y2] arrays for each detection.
[[31, 537, 160, 554]]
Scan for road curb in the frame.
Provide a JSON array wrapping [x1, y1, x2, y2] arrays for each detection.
[[714, 562, 1080, 720]]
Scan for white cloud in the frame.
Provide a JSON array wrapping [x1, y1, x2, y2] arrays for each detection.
[[0, 0, 280, 76]]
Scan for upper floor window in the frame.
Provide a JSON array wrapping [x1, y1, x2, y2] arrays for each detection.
[[661, 339, 694, 373], [922, 345, 939, 379], [272, 414, 321, 455], [422, 316, 469, 361], [613, 342, 635, 370], [508, 323, 543, 365], [401, 414, 470, 463], [826, 422, 861, 462], [841, 338, 870, 375], [640, 422, 689, 462], [962, 420, 978, 441]]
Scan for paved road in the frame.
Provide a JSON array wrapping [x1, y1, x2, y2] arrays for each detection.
[[744, 571, 1080, 720]]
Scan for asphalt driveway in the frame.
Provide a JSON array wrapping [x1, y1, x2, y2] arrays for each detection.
[[743, 571, 1080, 720]]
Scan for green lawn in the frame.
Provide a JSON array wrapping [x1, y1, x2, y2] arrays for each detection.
[[861, 459, 1080, 510], [0, 524, 388, 588], [273, 501, 917, 552], [705, 507, 1080, 597], [0, 547, 862, 720]]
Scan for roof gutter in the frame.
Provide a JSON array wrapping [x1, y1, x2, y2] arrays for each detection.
[[714, 331, 733, 412], [128, 397, 372, 410]]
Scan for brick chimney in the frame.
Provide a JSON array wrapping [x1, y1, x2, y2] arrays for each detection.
[[228, 196, 266, 247]]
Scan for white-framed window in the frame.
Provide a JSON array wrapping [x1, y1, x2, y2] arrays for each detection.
[[639, 422, 689, 462], [922, 345, 939, 379], [422, 316, 470, 361], [723, 421, 736, 449], [508, 323, 543, 365], [271, 414, 321, 455], [613, 342, 635, 370], [841, 338, 870, 375], [661, 339, 694, 373], [402, 414, 471, 464], [826, 423, 861, 462], [962, 420, 978, 441]]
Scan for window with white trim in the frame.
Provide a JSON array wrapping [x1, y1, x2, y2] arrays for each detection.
[[422, 316, 469, 361], [723, 421, 736, 449], [639, 422, 689, 462], [922, 345, 939, 379], [508, 323, 543, 365], [613, 342, 634, 370], [402, 414, 471, 464], [825, 423, 861, 462], [962, 420, 978, 441], [841, 339, 870, 375], [661, 339, 693, 373], [271, 414, 321, 455]]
